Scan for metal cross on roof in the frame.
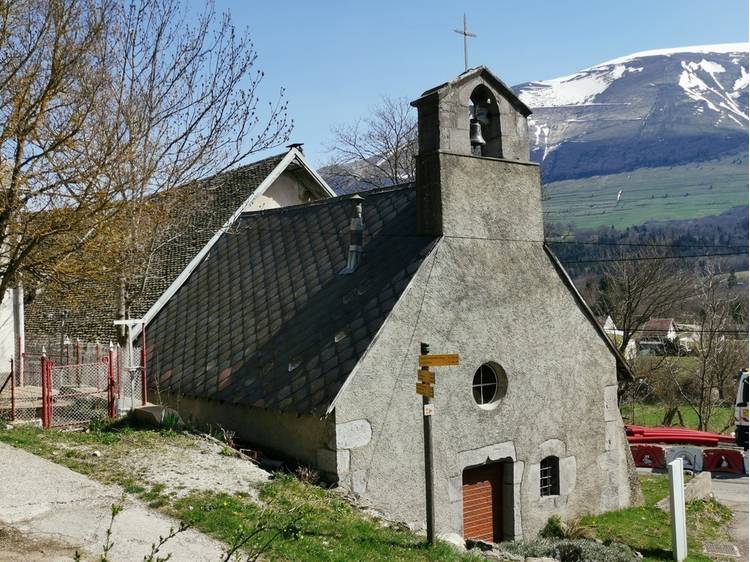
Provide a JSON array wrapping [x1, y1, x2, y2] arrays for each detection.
[[453, 14, 477, 71]]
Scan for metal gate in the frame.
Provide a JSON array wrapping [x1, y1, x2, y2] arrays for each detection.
[[41, 356, 113, 427], [1, 340, 148, 428]]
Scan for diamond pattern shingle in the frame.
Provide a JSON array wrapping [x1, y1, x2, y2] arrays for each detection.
[[146, 184, 436, 415]]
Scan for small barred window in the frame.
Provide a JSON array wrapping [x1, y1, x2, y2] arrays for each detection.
[[540, 456, 560, 497]]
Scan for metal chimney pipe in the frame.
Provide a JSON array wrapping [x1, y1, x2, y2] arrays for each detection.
[[340, 195, 365, 275]]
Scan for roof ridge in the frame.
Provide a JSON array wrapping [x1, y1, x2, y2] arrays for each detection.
[[189, 151, 288, 186], [238, 183, 415, 220]]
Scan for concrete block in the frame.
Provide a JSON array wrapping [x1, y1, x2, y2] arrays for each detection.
[[351, 470, 367, 494], [437, 533, 465, 552], [656, 471, 712, 511], [539, 438, 565, 459], [448, 475, 463, 503], [316, 448, 350, 474], [604, 420, 622, 451], [603, 385, 619, 422], [665, 446, 703, 472], [527, 462, 540, 495], [559, 455, 577, 496], [329, 419, 372, 450], [131, 405, 183, 428], [457, 441, 516, 469]]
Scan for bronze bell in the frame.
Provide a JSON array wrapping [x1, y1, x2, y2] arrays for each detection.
[[469, 118, 486, 148]]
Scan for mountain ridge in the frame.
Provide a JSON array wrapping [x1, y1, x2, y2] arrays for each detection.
[[513, 43, 748, 183]]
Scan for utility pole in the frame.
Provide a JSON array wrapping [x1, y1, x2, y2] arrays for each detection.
[[454, 14, 477, 71]]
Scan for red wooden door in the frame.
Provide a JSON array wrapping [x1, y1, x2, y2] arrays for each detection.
[[462, 463, 503, 543]]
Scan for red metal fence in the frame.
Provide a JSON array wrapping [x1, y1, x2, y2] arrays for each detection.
[[1, 341, 148, 428]]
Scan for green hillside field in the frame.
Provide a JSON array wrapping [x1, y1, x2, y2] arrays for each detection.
[[543, 152, 748, 230]]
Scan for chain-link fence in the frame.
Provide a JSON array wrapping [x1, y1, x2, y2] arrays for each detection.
[[0, 366, 13, 422], [0, 339, 148, 427], [47, 362, 110, 427], [0, 357, 43, 423]]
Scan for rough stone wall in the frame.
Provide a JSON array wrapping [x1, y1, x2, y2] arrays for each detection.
[[162, 393, 328, 466], [416, 152, 543, 238], [415, 73, 529, 162], [329, 158, 636, 539]]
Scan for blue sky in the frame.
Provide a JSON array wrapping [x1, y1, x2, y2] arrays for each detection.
[[216, 0, 749, 167]]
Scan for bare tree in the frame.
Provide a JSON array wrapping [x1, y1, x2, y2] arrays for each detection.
[[0, 0, 292, 334], [326, 96, 416, 191], [674, 262, 747, 431], [594, 248, 693, 356], [0, 0, 116, 304], [99, 0, 292, 334]]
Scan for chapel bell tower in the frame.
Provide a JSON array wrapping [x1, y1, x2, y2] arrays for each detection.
[[411, 67, 543, 240]]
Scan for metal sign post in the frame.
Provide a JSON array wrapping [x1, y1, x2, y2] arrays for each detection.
[[668, 458, 688, 561], [417, 342, 459, 546], [113, 318, 144, 411]]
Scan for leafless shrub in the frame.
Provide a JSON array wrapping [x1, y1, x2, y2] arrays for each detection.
[[294, 465, 320, 485]]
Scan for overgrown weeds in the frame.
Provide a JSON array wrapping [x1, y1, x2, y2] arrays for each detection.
[[540, 515, 592, 540], [494, 537, 638, 562]]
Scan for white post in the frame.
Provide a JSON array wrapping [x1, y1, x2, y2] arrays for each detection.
[[668, 458, 688, 561]]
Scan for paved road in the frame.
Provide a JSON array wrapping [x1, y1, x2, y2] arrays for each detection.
[[0, 443, 226, 561], [712, 475, 748, 560]]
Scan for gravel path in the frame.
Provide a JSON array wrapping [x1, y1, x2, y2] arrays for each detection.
[[121, 435, 270, 500], [0, 433, 272, 561]]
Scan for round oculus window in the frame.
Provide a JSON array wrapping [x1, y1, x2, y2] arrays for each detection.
[[472, 363, 507, 406]]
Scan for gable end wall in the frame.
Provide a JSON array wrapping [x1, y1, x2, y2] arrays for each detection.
[[331, 231, 635, 538]]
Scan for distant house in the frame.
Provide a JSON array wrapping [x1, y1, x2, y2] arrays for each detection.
[[143, 67, 639, 542], [675, 322, 702, 354], [2, 147, 335, 364], [638, 318, 678, 355], [596, 315, 636, 360], [597, 315, 622, 337]]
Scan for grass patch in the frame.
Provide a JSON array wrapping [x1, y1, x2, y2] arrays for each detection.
[[171, 474, 479, 561], [620, 403, 734, 434], [0, 421, 192, 495], [581, 475, 733, 562], [0, 424, 478, 561], [544, 152, 748, 230]]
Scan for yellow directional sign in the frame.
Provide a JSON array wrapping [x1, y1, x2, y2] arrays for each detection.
[[419, 354, 459, 367], [416, 382, 434, 397], [417, 370, 435, 384]]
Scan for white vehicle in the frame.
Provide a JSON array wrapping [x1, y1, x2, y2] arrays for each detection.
[[735, 368, 748, 450]]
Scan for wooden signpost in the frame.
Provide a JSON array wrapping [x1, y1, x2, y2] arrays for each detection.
[[416, 382, 434, 397], [418, 354, 459, 367], [417, 342, 459, 546]]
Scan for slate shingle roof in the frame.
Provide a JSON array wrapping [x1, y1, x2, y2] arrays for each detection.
[[639, 318, 676, 338], [146, 184, 436, 415], [24, 153, 288, 345]]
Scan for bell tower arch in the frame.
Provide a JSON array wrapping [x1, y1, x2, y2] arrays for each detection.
[[469, 84, 502, 158]]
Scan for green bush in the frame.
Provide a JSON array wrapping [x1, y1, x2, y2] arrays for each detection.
[[161, 412, 181, 431]]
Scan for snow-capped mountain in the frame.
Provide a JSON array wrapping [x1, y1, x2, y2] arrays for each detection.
[[514, 43, 749, 182]]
